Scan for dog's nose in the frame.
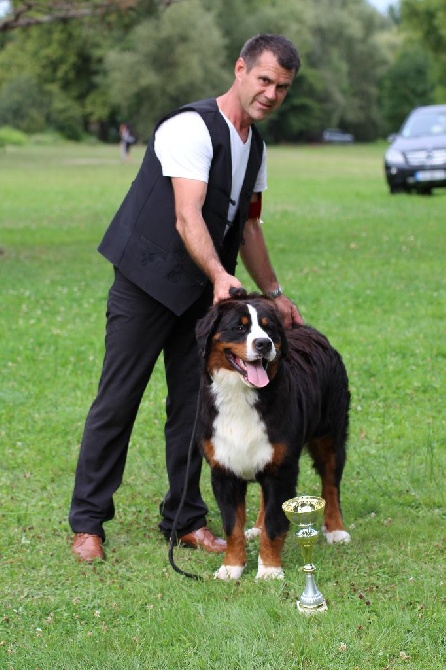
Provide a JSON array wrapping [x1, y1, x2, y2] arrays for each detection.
[[253, 338, 272, 355]]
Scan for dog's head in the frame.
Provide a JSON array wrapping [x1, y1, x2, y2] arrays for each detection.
[[196, 289, 288, 388]]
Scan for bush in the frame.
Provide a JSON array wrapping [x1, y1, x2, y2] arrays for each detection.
[[0, 75, 84, 140], [28, 131, 66, 146], [0, 75, 48, 133], [0, 126, 28, 148]]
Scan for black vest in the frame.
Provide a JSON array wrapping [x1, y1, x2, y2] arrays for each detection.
[[98, 98, 264, 315]]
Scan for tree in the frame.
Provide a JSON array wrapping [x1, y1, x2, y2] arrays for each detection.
[[0, 1, 165, 137], [401, 0, 446, 58], [303, 0, 393, 140], [0, 74, 48, 132], [0, 1, 173, 31], [401, 0, 446, 100], [0, 18, 108, 136], [380, 44, 436, 132], [0, 0, 402, 142], [104, 0, 229, 139]]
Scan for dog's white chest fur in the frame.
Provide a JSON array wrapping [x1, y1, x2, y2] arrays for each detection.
[[211, 369, 273, 480]]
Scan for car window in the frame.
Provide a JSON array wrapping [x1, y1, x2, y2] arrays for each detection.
[[402, 112, 446, 138]]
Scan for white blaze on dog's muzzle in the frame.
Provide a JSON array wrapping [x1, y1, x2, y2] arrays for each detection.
[[242, 304, 277, 387]]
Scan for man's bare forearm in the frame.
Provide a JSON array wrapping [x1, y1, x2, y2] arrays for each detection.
[[239, 217, 279, 293], [240, 217, 303, 326], [175, 207, 227, 283]]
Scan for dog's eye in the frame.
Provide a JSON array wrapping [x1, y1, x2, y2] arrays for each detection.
[[233, 324, 247, 332]]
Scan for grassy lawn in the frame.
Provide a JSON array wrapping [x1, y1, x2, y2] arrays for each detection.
[[0, 142, 444, 669]]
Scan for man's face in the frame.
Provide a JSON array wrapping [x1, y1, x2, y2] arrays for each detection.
[[235, 50, 295, 122]]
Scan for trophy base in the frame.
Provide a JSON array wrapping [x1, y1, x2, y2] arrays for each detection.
[[297, 600, 328, 615]]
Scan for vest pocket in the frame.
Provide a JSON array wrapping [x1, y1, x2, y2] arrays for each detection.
[[139, 236, 168, 263]]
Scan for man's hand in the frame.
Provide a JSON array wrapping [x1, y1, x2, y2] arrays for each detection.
[[273, 294, 303, 328], [213, 271, 244, 304]]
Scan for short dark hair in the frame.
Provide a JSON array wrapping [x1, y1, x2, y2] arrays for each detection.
[[240, 34, 300, 74]]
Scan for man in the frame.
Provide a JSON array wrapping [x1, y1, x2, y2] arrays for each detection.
[[69, 33, 303, 562]]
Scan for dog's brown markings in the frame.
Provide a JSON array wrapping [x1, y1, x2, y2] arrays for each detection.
[[260, 317, 269, 327], [271, 442, 288, 468], [259, 531, 286, 568], [250, 483, 287, 569], [207, 346, 226, 371], [227, 342, 248, 359], [202, 439, 217, 468], [262, 442, 288, 472], [309, 436, 346, 532], [207, 341, 250, 375], [241, 315, 249, 326], [224, 502, 247, 567]]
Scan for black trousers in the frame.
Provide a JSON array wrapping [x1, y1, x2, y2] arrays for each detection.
[[69, 268, 213, 541]]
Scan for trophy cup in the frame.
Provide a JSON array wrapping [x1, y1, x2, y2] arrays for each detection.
[[282, 496, 328, 614]]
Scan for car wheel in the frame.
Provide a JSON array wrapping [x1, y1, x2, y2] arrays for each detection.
[[417, 187, 432, 195]]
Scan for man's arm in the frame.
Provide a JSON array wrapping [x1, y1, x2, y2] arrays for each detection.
[[240, 197, 303, 327], [172, 177, 243, 303]]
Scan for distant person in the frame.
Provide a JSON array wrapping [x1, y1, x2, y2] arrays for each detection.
[[119, 122, 135, 161], [69, 34, 303, 562]]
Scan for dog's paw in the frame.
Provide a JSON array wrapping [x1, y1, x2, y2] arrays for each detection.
[[245, 527, 261, 541], [214, 564, 245, 581], [256, 558, 284, 580], [323, 527, 351, 544], [256, 566, 285, 580]]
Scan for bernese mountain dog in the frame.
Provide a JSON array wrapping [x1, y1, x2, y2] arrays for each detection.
[[195, 290, 351, 580]]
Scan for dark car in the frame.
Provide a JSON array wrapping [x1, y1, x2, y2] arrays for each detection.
[[385, 104, 446, 194], [322, 128, 354, 143]]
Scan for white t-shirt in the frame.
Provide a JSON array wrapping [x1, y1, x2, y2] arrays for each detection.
[[154, 111, 267, 223]]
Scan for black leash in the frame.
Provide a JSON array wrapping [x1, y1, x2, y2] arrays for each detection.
[[167, 390, 203, 581]]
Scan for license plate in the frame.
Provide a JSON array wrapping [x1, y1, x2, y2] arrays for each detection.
[[415, 170, 446, 182]]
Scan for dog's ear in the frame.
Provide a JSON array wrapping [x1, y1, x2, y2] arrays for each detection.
[[196, 305, 221, 359]]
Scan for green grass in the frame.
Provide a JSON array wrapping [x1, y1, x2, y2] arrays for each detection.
[[0, 142, 445, 669]]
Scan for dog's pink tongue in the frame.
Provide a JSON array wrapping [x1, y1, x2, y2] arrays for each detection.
[[246, 361, 270, 387]]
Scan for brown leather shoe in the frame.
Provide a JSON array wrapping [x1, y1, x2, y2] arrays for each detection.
[[72, 533, 105, 562], [179, 527, 227, 553]]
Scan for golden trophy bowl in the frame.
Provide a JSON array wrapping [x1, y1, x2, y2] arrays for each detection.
[[282, 496, 328, 614]]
